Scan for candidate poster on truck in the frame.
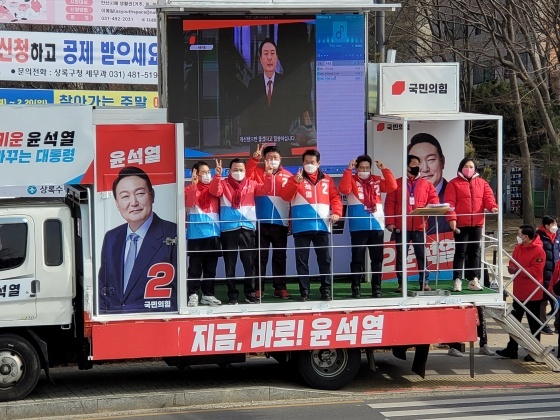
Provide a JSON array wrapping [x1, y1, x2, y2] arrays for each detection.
[[372, 120, 464, 282], [94, 124, 179, 315]]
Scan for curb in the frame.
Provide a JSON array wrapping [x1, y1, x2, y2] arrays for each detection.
[[0, 387, 344, 420]]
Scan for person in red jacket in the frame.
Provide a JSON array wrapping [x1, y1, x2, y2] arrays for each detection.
[[209, 158, 273, 305], [246, 144, 293, 299], [385, 155, 439, 292], [338, 155, 397, 298], [496, 225, 545, 360], [280, 149, 343, 301], [444, 157, 498, 292]]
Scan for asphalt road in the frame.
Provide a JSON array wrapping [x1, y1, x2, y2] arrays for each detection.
[[89, 390, 560, 420]]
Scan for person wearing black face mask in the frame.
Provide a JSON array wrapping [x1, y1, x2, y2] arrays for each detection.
[[385, 155, 440, 292]]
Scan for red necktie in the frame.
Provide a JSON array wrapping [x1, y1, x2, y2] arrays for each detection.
[[267, 80, 272, 106]]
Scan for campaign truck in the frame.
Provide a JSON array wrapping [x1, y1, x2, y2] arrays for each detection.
[[0, 0, 529, 403]]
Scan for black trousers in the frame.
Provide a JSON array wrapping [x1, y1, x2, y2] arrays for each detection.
[[294, 232, 332, 295], [221, 228, 256, 300], [453, 226, 482, 280], [392, 230, 428, 286], [257, 223, 289, 291], [350, 230, 384, 291], [187, 237, 220, 296], [506, 300, 541, 352]]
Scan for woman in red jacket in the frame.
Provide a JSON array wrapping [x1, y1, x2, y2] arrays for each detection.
[[444, 157, 498, 292]]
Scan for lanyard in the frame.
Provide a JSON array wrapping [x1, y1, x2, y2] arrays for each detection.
[[407, 178, 417, 197]]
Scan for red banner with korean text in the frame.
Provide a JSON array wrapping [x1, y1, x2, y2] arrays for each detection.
[[95, 124, 176, 192], [91, 307, 478, 359]]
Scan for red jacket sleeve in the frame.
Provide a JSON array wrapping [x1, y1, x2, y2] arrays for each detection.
[[379, 168, 397, 193], [338, 169, 354, 195], [443, 180, 458, 222], [328, 178, 343, 217], [254, 174, 273, 195], [208, 176, 223, 197], [549, 261, 560, 296], [280, 176, 300, 201], [385, 189, 397, 226], [246, 157, 260, 181], [185, 185, 198, 207], [524, 248, 546, 281], [482, 180, 498, 211]]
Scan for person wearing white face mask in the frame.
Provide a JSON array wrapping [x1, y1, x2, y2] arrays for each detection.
[[339, 155, 397, 298], [496, 225, 545, 360], [185, 161, 222, 307], [444, 157, 498, 293], [246, 144, 293, 299], [280, 149, 343, 301], [209, 158, 274, 305], [535, 215, 559, 334]]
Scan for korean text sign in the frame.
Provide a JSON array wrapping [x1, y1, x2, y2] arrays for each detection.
[[0, 105, 94, 186], [0, 31, 157, 85], [0, 0, 156, 29], [0, 88, 159, 108]]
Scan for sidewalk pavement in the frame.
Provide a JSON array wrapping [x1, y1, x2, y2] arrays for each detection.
[[1, 317, 559, 420]]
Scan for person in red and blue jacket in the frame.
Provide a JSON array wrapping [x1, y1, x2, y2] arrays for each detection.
[[338, 155, 396, 298], [496, 225, 545, 360], [385, 155, 439, 292], [209, 158, 273, 305], [185, 161, 222, 307], [246, 144, 293, 299], [281, 149, 343, 301], [444, 157, 498, 293]]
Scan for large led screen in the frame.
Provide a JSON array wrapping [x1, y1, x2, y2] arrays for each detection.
[[166, 14, 366, 175]]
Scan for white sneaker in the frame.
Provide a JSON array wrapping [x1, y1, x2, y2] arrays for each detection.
[[453, 278, 462, 292], [187, 293, 199, 307], [448, 348, 464, 357], [479, 345, 495, 356], [468, 278, 483, 291], [200, 295, 222, 306]]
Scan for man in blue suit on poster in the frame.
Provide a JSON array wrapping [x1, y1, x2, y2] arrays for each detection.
[[98, 166, 178, 314]]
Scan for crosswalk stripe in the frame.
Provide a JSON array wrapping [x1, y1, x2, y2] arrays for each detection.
[[414, 411, 560, 420], [379, 401, 560, 417], [367, 393, 560, 409]]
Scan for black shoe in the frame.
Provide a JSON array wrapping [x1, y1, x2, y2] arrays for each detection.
[[320, 291, 331, 301], [228, 299, 238, 305], [496, 348, 518, 359], [372, 289, 382, 298], [245, 294, 258, 304], [542, 326, 554, 335], [300, 293, 309, 301], [352, 288, 361, 299]]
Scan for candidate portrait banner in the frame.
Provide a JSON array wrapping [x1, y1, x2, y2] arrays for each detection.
[[0, 105, 94, 186], [0, 0, 156, 29], [0, 88, 159, 108], [95, 124, 179, 316], [0, 31, 158, 84]]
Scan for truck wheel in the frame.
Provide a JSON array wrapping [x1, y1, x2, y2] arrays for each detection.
[[296, 348, 361, 390], [0, 334, 41, 402]]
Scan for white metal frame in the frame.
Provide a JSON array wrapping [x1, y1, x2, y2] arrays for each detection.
[[372, 112, 504, 302]]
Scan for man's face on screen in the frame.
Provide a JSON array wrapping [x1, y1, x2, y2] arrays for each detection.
[[260, 42, 278, 78]]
